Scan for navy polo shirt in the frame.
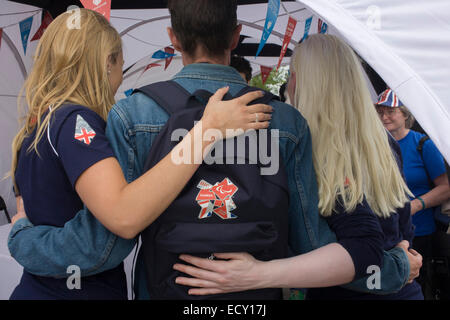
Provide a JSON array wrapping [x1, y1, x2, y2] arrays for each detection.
[[11, 104, 127, 300]]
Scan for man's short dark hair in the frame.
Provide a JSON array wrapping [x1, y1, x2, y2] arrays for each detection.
[[167, 0, 238, 57], [230, 55, 252, 82]]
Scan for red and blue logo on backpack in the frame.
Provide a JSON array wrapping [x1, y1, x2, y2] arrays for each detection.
[[196, 178, 238, 219]]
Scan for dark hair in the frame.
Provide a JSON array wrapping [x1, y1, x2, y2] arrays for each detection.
[[230, 55, 252, 82], [279, 82, 287, 102], [167, 0, 238, 57]]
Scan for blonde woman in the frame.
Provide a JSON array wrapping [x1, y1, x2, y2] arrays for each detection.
[[173, 34, 424, 299], [9, 9, 272, 299]]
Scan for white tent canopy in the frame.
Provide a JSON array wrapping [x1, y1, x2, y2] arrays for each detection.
[[0, 1, 42, 224], [0, 0, 449, 225]]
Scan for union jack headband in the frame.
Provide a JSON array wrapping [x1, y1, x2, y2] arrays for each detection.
[[376, 89, 403, 107]]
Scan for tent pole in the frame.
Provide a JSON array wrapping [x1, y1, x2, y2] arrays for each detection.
[[1, 31, 27, 80]]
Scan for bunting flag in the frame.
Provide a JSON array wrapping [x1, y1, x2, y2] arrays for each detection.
[[80, 0, 112, 21], [164, 46, 175, 70], [256, 0, 280, 57], [143, 63, 161, 73], [318, 18, 328, 34], [276, 16, 297, 70], [300, 16, 313, 43], [151, 49, 176, 60], [124, 89, 133, 97], [134, 62, 162, 86], [0, 28, 3, 51], [19, 16, 33, 55], [260, 65, 273, 85], [31, 11, 53, 42]]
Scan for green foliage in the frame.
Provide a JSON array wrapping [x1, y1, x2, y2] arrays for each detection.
[[249, 65, 289, 96]]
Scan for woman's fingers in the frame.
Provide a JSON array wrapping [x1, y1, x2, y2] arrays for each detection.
[[213, 252, 247, 260], [245, 121, 270, 130], [247, 112, 272, 123], [246, 103, 273, 114], [173, 262, 223, 283], [209, 86, 230, 102], [175, 276, 218, 289], [237, 90, 265, 105], [202, 89, 274, 140], [188, 287, 225, 295], [395, 240, 409, 251], [178, 254, 223, 272], [244, 104, 273, 129]]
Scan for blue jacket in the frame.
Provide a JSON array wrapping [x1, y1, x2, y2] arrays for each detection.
[[8, 63, 410, 298]]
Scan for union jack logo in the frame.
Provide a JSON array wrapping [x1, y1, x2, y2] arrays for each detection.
[[195, 178, 238, 219], [74, 115, 96, 145]]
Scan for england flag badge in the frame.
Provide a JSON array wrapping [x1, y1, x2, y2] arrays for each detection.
[[74, 115, 96, 145]]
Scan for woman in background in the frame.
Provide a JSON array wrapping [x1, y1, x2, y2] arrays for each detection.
[[375, 89, 450, 297]]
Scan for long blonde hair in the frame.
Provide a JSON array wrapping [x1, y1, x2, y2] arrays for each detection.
[[10, 9, 122, 192], [290, 34, 412, 218]]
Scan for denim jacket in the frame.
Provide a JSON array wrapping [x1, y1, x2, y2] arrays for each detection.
[[8, 63, 410, 298]]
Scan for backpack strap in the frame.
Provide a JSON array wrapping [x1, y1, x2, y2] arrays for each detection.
[[190, 86, 278, 106], [132, 80, 192, 115], [134, 82, 279, 115], [189, 89, 234, 105], [417, 135, 434, 187], [417, 135, 430, 155]]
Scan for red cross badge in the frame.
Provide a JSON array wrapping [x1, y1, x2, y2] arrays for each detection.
[[195, 178, 238, 219], [74, 115, 96, 145]]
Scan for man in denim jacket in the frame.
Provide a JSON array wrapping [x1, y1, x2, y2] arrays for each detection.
[[9, 0, 414, 299]]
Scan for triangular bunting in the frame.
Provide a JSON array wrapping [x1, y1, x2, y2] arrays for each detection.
[[277, 16, 297, 70], [80, 0, 112, 21], [256, 0, 280, 57], [152, 49, 176, 60], [144, 63, 161, 73], [164, 47, 175, 70], [19, 16, 33, 55], [260, 65, 273, 85], [318, 18, 328, 34], [300, 16, 313, 43], [31, 11, 53, 42]]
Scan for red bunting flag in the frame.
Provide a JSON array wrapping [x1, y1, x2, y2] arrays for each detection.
[[80, 0, 112, 21], [317, 18, 328, 34], [31, 11, 53, 42], [0, 28, 3, 51], [260, 65, 273, 85], [277, 16, 297, 70], [164, 47, 175, 70], [144, 63, 161, 72]]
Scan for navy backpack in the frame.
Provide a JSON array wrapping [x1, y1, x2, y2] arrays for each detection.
[[133, 81, 290, 300]]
